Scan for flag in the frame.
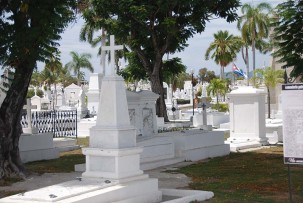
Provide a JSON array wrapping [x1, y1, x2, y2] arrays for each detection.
[[232, 63, 247, 79]]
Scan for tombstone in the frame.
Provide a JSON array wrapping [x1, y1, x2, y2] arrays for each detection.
[[126, 90, 141, 135], [56, 90, 64, 107], [184, 80, 193, 102], [83, 35, 162, 201], [87, 73, 104, 115], [65, 83, 81, 107], [193, 97, 212, 130], [77, 87, 89, 119], [139, 90, 159, 137], [226, 86, 268, 151], [40, 96, 50, 110], [173, 88, 181, 99], [31, 93, 41, 111], [23, 98, 38, 134]]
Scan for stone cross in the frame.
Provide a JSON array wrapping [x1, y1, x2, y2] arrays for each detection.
[[23, 98, 38, 134], [102, 35, 123, 76], [200, 97, 210, 126]]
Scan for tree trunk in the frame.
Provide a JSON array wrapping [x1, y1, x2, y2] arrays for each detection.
[[245, 47, 249, 86], [220, 66, 224, 79], [133, 48, 169, 122], [252, 39, 256, 86], [150, 67, 169, 122], [267, 87, 271, 119], [0, 63, 33, 179]]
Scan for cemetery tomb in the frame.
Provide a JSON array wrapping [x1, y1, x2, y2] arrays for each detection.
[[226, 86, 268, 152]]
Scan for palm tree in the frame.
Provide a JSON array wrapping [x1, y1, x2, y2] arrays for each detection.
[[80, 20, 107, 74], [207, 78, 227, 104], [65, 51, 94, 86], [255, 67, 284, 119], [237, 3, 272, 86], [40, 57, 64, 106], [205, 30, 242, 79], [58, 66, 78, 87]]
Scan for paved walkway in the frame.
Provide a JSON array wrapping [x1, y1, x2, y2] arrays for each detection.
[[1, 162, 193, 193]]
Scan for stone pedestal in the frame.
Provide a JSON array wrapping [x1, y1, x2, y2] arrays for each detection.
[[81, 74, 161, 202], [83, 76, 145, 179], [226, 86, 268, 151]]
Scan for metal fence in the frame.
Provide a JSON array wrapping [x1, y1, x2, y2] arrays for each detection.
[[21, 110, 77, 138]]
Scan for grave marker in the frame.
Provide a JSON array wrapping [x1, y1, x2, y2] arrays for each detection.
[[23, 98, 38, 134], [102, 35, 123, 76]]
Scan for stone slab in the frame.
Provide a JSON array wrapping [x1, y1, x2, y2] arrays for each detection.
[[226, 140, 265, 152], [20, 148, 59, 163], [137, 136, 175, 163], [161, 189, 214, 203], [1, 178, 161, 203], [53, 138, 80, 152], [169, 130, 226, 149], [19, 133, 53, 151]]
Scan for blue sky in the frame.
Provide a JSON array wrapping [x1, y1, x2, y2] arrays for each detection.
[[53, 0, 283, 79]]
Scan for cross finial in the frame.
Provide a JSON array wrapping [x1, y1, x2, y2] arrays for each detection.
[[102, 35, 123, 76]]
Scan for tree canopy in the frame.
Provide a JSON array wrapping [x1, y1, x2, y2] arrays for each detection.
[[198, 67, 217, 84], [82, 0, 240, 121], [273, 0, 303, 81]]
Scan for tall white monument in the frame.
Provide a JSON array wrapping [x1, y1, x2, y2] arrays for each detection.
[[86, 32, 107, 115], [226, 86, 268, 151], [83, 35, 161, 200]]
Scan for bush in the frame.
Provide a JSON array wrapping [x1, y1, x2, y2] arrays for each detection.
[[176, 99, 190, 104], [212, 103, 229, 112]]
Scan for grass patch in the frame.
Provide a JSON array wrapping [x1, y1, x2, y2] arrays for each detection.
[[76, 137, 89, 147], [25, 137, 89, 174], [25, 150, 85, 174], [178, 146, 303, 203], [223, 131, 230, 140]]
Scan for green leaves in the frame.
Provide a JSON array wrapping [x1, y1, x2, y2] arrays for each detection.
[[0, 0, 76, 68], [205, 30, 242, 79], [273, 0, 303, 81], [65, 51, 93, 85]]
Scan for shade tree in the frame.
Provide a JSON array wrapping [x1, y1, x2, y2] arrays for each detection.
[[0, 0, 76, 179], [273, 0, 303, 82], [81, 0, 240, 121]]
